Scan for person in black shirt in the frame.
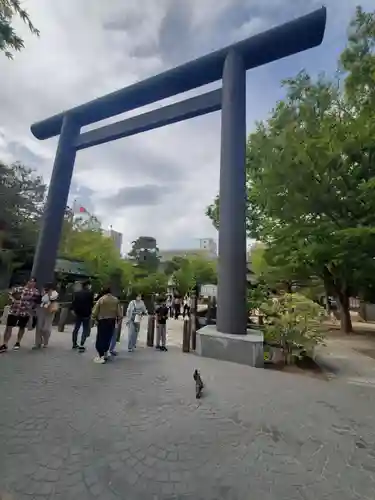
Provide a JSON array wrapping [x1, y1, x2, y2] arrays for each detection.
[[155, 297, 169, 351], [71, 281, 94, 352]]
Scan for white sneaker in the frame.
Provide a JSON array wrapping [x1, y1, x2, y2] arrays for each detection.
[[93, 356, 105, 364]]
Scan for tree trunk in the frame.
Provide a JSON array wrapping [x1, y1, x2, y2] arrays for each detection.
[[322, 267, 352, 333], [337, 291, 352, 334], [323, 288, 330, 314]]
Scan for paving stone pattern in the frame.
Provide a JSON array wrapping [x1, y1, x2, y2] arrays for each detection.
[[0, 328, 375, 499]]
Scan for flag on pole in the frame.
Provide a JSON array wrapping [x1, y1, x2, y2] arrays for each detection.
[[71, 199, 88, 215]]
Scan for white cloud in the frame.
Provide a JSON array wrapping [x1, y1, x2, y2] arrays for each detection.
[[0, 0, 371, 253]]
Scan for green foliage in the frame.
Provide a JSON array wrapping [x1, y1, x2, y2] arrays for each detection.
[[260, 293, 326, 363], [172, 256, 217, 295], [0, 161, 46, 268], [206, 7, 375, 333], [61, 225, 134, 291], [250, 244, 301, 292], [0, 0, 39, 58], [340, 6, 375, 109], [132, 272, 168, 296], [163, 256, 186, 276], [128, 236, 160, 273], [247, 283, 268, 312]]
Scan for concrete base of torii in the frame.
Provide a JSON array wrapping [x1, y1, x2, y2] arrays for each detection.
[[196, 325, 264, 368]]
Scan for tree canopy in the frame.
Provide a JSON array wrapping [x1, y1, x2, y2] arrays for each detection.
[[59, 215, 134, 294], [171, 255, 217, 295], [0, 0, 39, 58], [128, 236, 160, 273], [207, 6, 375, 333], [0, 161, 46, 268]]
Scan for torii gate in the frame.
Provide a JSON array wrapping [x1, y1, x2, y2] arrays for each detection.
[[30, 8, 326, 337]]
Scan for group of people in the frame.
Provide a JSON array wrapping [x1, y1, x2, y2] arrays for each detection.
[[0, 278, 171, 364], [0, 278, 59, 353], [72, 283, 169, 363], [166, 294, 191, 320], [71, 282, 150, 364]]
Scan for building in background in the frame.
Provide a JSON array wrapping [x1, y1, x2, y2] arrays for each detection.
[[159, 237, 217, 263], [68, 201, 101, 231], [198, 238, 217, 256], [104, 227, 123, 253]]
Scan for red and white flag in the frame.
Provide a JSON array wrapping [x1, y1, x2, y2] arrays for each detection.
[[72, 200, 88, 215]]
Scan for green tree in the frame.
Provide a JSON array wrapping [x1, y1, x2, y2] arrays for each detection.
[[128, 236, 160, 273], [133, 272, 168, 296], [62, 227, 134, 291], [0, 161, 46, 268], [172, 256, 217, 295], [250, 244, 300, 292], [207, 8, 375, 333], [340, 6, 375, 110], [0, 0, 39, 58], [163, 256, 186, 276]]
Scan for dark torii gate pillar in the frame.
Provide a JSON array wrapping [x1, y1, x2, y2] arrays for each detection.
[[32, 115, 79, 288], [218, 50, 247, 334], [30, 8, 326, 348]]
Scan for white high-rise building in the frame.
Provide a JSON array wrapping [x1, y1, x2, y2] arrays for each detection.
[[104, 228, 123, 252], [198, 238, 217, 256], [159, 237, 217, 263]]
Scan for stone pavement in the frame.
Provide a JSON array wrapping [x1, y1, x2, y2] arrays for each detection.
[[315, 334, 375, 388], [1, 324, 375, 499]]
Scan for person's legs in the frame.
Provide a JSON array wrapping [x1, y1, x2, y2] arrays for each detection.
[[14, 315, 30, 348], [155, 323, 161, 348], [33, 309, 44, 348], [0, 314, 16, 351], [103, 319, 116, 357], [95, 320, 105, 358], [133, 322, 140, 348], [72, 316, 83, 348], [128, 322, 135, 351], [42, 312, 54, 347], [78, 317, 91, 351], [116, 319, 122, 343], [109, 328, 117, 354], [160, 324, 167, 349]]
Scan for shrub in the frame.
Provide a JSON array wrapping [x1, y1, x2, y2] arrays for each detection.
[[260, 292, 326, 364]]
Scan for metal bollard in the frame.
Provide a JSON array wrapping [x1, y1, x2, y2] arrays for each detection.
[[191, 314, 197, 351], [147, 315, 155, 347], [58, 307, 69, 332], [182, 317, 191, 353]]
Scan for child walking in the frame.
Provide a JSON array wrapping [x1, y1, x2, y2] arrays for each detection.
[[155, 297, 169, 352]]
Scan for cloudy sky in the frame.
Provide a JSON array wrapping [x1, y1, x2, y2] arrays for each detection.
[[0, 0, 373, 253]]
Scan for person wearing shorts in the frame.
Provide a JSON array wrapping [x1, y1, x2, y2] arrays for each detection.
[[0, 278, 40, 352]]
